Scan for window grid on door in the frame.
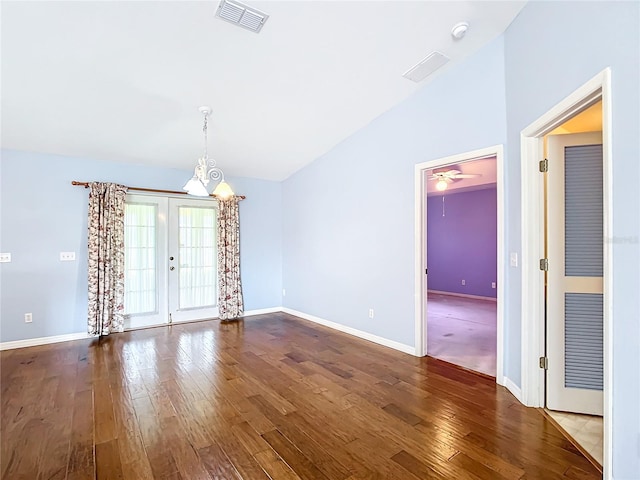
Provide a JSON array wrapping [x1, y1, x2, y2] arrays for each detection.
[[178, 206, 217, 310], [124, 203, 157, 315]]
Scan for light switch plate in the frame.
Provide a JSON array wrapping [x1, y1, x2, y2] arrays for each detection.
[[0, 253, 11, 263], [510, 252, 518, 267], [60, 252, 76, 261]]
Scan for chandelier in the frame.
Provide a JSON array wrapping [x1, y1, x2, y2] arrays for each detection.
[[183, 106, 234, 199]]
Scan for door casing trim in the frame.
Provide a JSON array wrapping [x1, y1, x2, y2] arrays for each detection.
[[414, 144, 505, 386], [520, 68, 612, 477]]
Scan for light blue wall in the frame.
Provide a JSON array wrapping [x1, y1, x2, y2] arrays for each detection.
[[0, 149, 282, 342], [230, 175, 283, 310], [282, 37, 508, 348], [504, 2, 640, 477]]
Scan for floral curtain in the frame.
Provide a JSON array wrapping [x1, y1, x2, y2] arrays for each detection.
[[87, 182, 128, 336], [217, 197, 244, 320]]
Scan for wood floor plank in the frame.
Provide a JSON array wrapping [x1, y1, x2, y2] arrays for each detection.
[[392, 449, 448, 480], [261, 429, 330, 480], [215, 433, 271, 480], [95, 439, 124, 480], [197, 442, 242, 480], [66, 389, 96, 479], [158, 415, 212, 480], [344, 434, 420, 480], [253, 447, 302, 480], [448, 451, 518, 480], [230, 421, 273, 455], [0, 313, 602, 480], [135, 408, 182, 479], [37, 408, 74, 480]]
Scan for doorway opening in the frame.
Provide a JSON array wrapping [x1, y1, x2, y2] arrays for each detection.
[[415, 145, 505, 385], [520, 69, 611, 476], [545, 101, 604, 468], [425, 157, 498, 377]]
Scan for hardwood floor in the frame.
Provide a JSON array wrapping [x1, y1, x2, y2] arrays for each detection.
[[1, 313, 600, 479]]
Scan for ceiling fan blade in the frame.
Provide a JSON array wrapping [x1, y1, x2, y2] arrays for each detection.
[[453, 173, 481, 178], [445, 169, 462, 176]]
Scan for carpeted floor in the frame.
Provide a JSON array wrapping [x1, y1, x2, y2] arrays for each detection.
[[427, 292, 497, 376]]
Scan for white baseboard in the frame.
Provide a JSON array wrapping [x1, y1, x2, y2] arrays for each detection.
[[0, 308, 282, 351], [1, 307, 416, 358], [503, 376, 523, 403], [242, 307, 282, 317], [281, 307, 416, 356], [0, 332, 95, 351], [428, 289, 497, 302]]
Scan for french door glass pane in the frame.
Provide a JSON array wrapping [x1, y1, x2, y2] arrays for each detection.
[[178, 206, 217, 309], [124, 203, 157, 315]]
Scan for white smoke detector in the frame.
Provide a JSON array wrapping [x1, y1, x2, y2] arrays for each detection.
[[451, 22, 469, 39]]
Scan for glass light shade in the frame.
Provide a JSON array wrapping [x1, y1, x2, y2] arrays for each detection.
[[183, 176, 199, 191], [183, 177, 210, 197], [436, 179, 448, 191], [212, 181, 234, 199]]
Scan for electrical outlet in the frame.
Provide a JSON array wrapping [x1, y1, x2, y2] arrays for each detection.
[[461, 279, 466, 286], [24, 313, 32, 323], [368, 309, 374, 319], [0, 253, 11, 263], [492, 282, 496, 289], [60, 252, 76, 261]]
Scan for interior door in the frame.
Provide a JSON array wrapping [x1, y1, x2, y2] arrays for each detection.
[[546, 131, 603, 415], [124, 195, 218, 328]]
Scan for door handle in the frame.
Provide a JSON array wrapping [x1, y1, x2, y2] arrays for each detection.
[[170, 266, 175, 271], [169, 256, 174, 261]]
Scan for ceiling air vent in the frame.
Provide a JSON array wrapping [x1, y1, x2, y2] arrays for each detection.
[[215, 0, 269, 33], [402, 51, 450, 83]]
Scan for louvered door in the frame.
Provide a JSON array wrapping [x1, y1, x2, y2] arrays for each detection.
[[546, 132, 603, 415]]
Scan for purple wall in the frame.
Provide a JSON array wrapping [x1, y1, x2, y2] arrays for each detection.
[[427, 187, 497, 298]]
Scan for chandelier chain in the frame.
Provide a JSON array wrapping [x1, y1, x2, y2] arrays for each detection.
[[203, 113, 208, 160]]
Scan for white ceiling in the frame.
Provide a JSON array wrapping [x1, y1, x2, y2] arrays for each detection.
[[1, 1, 526, 181]]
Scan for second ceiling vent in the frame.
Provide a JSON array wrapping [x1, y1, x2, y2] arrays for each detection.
[[402, 52, 450, 83], [215, 0, 269, 33]]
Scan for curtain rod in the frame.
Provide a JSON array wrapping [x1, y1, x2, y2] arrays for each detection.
[[71, 181, 246, 200]]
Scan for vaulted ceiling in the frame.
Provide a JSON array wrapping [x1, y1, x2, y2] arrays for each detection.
[[1, 1, 526, 181]]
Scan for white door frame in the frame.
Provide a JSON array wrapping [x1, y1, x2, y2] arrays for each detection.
[[519, 68, 612, 477], [414, 144, 505, 385], [124, 193, 220, 330]]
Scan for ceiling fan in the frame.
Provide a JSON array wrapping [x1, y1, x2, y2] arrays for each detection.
[[429, 168, 481, 191]]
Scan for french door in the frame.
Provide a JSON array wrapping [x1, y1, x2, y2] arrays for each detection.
[[123, 195, 219, 329]]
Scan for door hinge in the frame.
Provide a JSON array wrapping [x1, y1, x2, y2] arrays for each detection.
[[539, 258, 549, 271], [539, 159, 548, 173], [169, 313, 173, 324], [425, 268, 428, 275], [539, 356, 548, 370]]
